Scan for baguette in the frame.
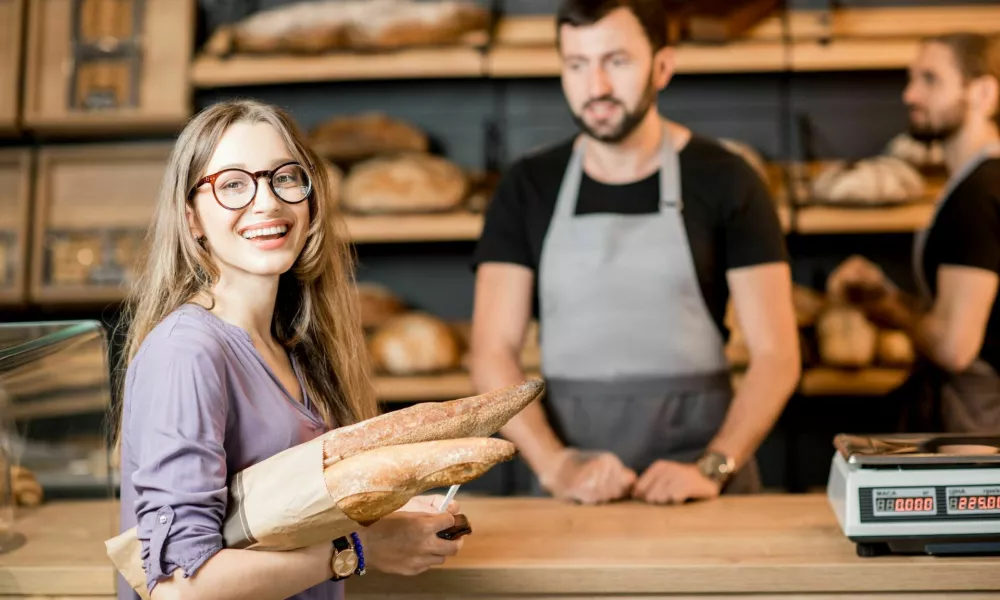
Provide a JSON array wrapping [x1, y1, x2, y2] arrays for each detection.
[[324, 378, 544, 467], [328, 437, 515, 525]]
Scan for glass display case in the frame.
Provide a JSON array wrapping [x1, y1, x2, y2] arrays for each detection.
[[0, 319, 116, 503]]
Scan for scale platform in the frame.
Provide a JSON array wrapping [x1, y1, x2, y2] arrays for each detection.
[[827, 433, 1000, 557]]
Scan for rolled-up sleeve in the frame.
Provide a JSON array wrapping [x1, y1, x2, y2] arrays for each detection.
[[125, 336, 229, 594]]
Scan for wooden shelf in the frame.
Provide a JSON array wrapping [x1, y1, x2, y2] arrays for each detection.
[[798, 367, 910, 396], [191, 47, 485, 88], [792, 202, 935, 234], [486, 5, 1000, 77], [0, 0, 25, 135], [376, 367, 907, 403], [344, 211, 483, 243]]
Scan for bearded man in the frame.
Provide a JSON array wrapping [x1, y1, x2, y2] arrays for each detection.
[[829, 33, 1000, 434], [467, 0, 800, 505]]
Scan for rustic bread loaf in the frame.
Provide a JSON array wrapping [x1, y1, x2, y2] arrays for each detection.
[[877, 329, 915, 366], [322, 379, 545, 467], [369, 312, 461, 374], [356, 282, 407, 329], [817, 305, 877, 367], [342, 154, 467, 214], [328, 437, 515, 525], [884, 132, 944, 171], [11, 465, 43, 507], [812, 156, 925, 204], [309, 113, 429, 165], [201, 0, 487, 56], [792, 284, 827, 328]]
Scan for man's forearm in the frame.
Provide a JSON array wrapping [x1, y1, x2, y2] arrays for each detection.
[[707, 352, 800, 470], [469, 349, 565, 476]]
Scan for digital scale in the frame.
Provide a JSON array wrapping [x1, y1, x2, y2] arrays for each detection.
[[827, 433, 1000, 557]]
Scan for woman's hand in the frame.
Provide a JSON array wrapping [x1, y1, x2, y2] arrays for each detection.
[[397, 494, 461, 516], [359, 509, 464, 576]]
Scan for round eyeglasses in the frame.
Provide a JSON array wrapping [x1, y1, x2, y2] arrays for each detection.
[[190, 161, 313, 210]]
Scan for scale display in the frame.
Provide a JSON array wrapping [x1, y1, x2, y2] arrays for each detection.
[[871, 487, 936, 517], [865, 485, 1000, 520], [946, 486, 1000, 515]]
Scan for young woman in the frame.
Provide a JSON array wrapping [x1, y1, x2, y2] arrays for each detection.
[[112, 100, 464, 600]]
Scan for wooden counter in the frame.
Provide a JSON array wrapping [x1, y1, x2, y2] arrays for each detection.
[[1, 496, 998, 598]]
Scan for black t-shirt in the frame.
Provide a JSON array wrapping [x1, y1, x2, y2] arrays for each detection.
[[471, 134, 789, 338], [921, 157, 1000, 373]]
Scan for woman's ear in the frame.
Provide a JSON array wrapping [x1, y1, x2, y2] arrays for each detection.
[[186, 203, 204, 242]]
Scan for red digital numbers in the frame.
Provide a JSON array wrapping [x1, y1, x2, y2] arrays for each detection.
[[894, 497, 932, 511], [953, 495, 999, 511]]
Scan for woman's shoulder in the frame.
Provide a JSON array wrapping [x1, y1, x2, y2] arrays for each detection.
[[130, 304, 235, 373]]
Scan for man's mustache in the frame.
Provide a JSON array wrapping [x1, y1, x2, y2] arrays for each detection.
[[584, 96, 624, 110]]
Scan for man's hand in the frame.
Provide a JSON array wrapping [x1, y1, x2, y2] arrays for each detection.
[[632, 460, 720, 504], [539, 448, 636, 505], [827, 255, 895, 303]]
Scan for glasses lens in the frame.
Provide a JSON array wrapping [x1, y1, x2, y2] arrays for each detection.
[[272, 164, 311, 203], [214, 170, 255, 208]]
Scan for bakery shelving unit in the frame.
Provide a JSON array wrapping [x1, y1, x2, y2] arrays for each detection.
[[21, 0, 195, 135], [0, 0, 25, 135], [29, 142, 172, 304], [0, 150, 32, 306]]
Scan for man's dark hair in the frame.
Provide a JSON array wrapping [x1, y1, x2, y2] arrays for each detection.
[[556, 0, 669, 52]]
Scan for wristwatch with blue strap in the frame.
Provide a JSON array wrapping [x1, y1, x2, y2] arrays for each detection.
[[329, 532, 366, 581]]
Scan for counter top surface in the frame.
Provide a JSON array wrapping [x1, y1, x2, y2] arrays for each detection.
[[1, 495, 998, 596]]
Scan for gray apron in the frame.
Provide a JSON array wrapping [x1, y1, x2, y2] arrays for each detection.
[[534, 123, 760, 495], [909, 142, 1000, 434]]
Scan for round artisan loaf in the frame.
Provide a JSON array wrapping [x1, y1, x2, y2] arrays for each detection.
[[816, 305, 877, 367], [309, 113, 429, 164], [812, 156, 925, 204], [342, 154, 468, 214], [877, 329, 915, 366], [356, 282, 407, 330], [370, 312, 462, 375]]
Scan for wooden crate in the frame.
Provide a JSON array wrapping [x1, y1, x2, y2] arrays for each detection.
[[0, 150, 33, 304], [22, 0, 194, 135], [0, 0, 25, 134], [30, 142, 171, 303]]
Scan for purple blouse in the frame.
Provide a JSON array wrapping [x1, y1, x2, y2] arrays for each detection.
[[117, 303, 344, 600]]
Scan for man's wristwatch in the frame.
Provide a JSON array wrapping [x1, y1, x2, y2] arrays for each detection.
[[696, 450, 736, 487], [329, 533, 365, 581]]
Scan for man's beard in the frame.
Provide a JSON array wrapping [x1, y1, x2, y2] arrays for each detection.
[[907, 98, 966, 143], [571, 76, 658, 144]]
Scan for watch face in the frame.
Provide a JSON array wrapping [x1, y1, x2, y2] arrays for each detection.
[[332, 549, 358, 578]]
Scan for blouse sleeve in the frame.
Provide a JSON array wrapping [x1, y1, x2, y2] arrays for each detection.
[[125, 332, 230, 595]]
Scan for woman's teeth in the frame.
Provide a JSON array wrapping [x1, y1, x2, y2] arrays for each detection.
[[242, 225, 288, 239]]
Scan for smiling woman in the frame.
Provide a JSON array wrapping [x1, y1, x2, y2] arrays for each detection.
[[109, 100, 469, 600]]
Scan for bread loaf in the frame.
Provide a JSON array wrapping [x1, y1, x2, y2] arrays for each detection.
[[322, 379, 544, 467], [309, 113, 429, 165], [202, 0, 487, 56], [356, 282, 407, 329], [370, 312, 461, 374], [878, 329, 915, 366], [342, 154, 467, 214], [817, 305, 877, 367], [812, 156, 925, 204], [328, 437, 514, 525], [11, 465, 44, 507], [885, 132, 944, 170], [792, 284, 826, 328]]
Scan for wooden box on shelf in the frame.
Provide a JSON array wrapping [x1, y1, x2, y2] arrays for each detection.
[[0, 0, 25, 134], [0, 150, 32, 304], [29, 142, 171, 304], [22, 0, 195, 135]]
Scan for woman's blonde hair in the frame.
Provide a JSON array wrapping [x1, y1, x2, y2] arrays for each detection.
[[110, 99, 378, 450]]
